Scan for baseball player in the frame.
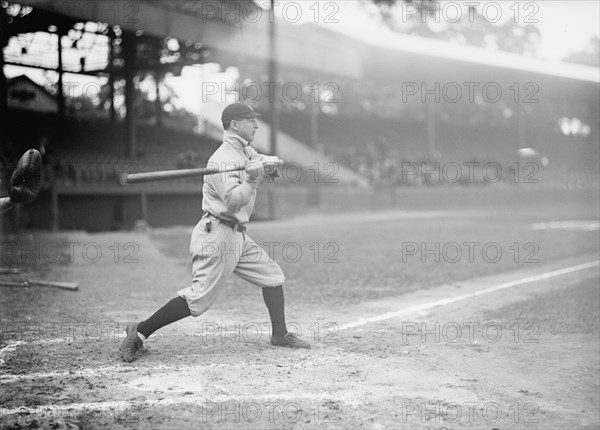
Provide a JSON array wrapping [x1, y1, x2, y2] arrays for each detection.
[[121, 103, 310, 362]]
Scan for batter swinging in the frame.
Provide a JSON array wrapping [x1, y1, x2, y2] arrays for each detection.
[[120, 103, 310, 362]]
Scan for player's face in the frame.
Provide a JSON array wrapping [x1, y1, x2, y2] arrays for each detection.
[[232, 117, 259, 143]]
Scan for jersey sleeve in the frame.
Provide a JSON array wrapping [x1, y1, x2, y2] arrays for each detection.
[[209, 167, 256, 213], [245, 147, 280, 179]]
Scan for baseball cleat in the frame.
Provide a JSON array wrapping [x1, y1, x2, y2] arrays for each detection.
[[271, 332, 311, 349], [121, 323, 143, 362]]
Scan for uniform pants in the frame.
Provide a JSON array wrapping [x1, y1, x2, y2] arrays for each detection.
[[177, 215, 285, 317]]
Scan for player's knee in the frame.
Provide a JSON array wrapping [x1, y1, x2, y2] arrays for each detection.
[[264, 271, 285, 287], [272, 266, 285, 286], [178, 283, 220, 317], [186, 295, 217, 317]]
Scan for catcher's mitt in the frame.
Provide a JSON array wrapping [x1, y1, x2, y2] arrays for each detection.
[[9, 149, 42, 204]]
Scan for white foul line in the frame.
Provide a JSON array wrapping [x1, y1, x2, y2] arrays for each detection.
[[1, 260, 598, 418], [1, 262, 598, 378], [531, 221, 599, 231], [0, 392, 339, 417], [339, 260, 600, 331]]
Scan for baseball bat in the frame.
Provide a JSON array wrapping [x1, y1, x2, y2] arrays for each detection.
[[120, 164, 246, 185], [0, 279, 79, 291], [121, 159, 284, 185]]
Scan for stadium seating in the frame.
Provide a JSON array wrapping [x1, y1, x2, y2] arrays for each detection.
[[259, 108, 598, 186], [3, 110, 221, 187]]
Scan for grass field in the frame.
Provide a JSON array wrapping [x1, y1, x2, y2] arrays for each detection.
[[1, 187, 599, 429]]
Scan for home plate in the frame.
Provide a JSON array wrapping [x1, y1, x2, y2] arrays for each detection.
[[125, 371, 205, 393]]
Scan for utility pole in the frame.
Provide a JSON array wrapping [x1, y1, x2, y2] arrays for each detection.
[[269, 0, 278, 155]]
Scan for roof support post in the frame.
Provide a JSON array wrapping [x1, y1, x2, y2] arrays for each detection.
[[268, 0, 277, 156], [518, 101, 526, 150], [154, 71, 162, 128], [108, 73, 116, 122], [427, 101, 436, 156], [0, 32, 8, 148], [123, 33, 136, 159], [56, 31, 65, 119]]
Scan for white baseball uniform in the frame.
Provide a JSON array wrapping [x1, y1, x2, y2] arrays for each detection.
[[177, 131, 284, 317]]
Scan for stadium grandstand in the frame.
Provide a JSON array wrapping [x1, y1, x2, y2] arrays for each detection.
[[1, 0, 598, 232]]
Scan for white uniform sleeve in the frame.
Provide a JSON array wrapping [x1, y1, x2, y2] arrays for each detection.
[[212, 170, 258, 214], [245, 147, 280, 179], [245, 146, 264, 161]]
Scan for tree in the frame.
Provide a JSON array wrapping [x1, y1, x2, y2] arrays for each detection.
[[565, 36, 600, 67], [367, 0, 541, 56]]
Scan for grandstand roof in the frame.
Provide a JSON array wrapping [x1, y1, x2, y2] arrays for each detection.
[[349, 30, 599, 84], [16, 1, 599, 87], [18, 0, 363, 79]]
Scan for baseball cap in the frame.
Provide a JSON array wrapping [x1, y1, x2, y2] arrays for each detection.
[[221, 103, 261, 123]]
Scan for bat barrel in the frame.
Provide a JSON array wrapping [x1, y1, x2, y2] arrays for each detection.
[[122, 168, 209, 184], [0, 280, 79, 290], [28, 279, 79, 291], [121, 165, 246, 184]]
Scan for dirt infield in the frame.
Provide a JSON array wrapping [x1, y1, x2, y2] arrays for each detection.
[[1, 190, 599, 429]]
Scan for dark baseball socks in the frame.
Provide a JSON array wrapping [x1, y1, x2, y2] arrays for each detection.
[[262, 285, 288, 339], [135, 286, 288, 341], [137, 296, 191, 339]]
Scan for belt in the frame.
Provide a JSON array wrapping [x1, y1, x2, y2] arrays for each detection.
[[203, 212, 246, 233]]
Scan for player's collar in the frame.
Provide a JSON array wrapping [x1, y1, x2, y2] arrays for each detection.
[[223, 130, 249, 149]]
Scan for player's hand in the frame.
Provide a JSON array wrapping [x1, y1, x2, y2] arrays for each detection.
[[261, 156, 283, 176], [261, 156, 283, 168], [244, 160, 264, 184]]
